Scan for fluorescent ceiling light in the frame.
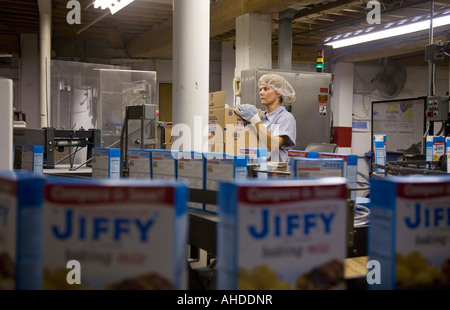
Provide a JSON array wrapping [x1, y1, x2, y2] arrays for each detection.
[[93, 0, 134, 15], [325, 13, 450, 49]]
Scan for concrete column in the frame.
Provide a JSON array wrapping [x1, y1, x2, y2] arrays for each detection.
[[221, 41, 235, 108], [330, 62, 354, 154], [38, 0, 52, 128], [172, 0, 210, 153], [278, 9, 296, 70], [235, 13, 272, 78], [20, 34, 39, 129], [0, 78, 13, 170]]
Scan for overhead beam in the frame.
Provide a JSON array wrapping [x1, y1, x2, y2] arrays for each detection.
[[0, 34, 20, 54], [292, 0, 361, 21], [126, 18, 172, 58], [105, 27, 124, 49], [126, 0, 317, 58]]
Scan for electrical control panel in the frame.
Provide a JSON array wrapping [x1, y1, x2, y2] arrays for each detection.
[[426, 96, 449, 121]]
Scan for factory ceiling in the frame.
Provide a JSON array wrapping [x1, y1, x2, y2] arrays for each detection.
[[0, 0, 449, 67]]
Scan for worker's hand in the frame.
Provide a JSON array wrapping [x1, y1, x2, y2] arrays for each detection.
[[234, 103, 261, 125]]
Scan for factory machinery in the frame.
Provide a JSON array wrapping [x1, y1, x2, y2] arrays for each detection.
[[370, 40, 450, 177]]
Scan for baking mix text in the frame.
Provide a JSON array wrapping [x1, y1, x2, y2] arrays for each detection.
[[51, 210, 158, 242], [404, 203, 450, 229], [248, 209, 335, 238]]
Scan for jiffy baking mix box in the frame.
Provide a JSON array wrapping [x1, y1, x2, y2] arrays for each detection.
[[426, 135, 445, 169], [368, 175, 450, 290], [175, 151, 204, 212], [0, 170, 45, 290], [42, 178, 189, 290], [317, 152, 358, 200], [204, 152, 247, 214], [373, 134, 386, 174], [128, 149, 151, 179], [217, 177, 348, 290], [21, 145, 44, 174], [447, 137, 450, 173], [239, 147, 268, 180], [290, 157, 344, 179], [239, 147, 267, 165], [287, 150, 318, 174], [91, 148, 120, 179], [150, 149, 177, 180]]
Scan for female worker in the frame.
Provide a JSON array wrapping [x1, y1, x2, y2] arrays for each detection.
[[234, 74, 296, 162]]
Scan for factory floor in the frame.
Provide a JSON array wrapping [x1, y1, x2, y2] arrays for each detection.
[[344, 256, 368, 279]]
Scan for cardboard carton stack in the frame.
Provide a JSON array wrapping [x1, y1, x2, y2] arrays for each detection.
[[208, 91, 260, 155]]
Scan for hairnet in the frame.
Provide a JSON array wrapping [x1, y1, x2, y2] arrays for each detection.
[[258, 74, 296, 105]]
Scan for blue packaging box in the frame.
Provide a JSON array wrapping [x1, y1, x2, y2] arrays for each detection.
[[128, 149, 152, 179], [368, 175, 450, 290], [217, 177, 348, 290], [203, 152, 247, 213], [91, 148, 121, 179], [21, 145, 44, 174], [150, 149, 177, 180], [42, 178, 189, 290], [0, 170, 45, 289]]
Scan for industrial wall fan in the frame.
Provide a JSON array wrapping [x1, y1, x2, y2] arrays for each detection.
[[375, 61, 407, 99]]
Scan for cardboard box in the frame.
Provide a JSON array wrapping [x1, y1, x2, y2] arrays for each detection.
[[426, 135, 445, 162], [239, 147, 268, 179], [163, 125, 172, 145], [42, 178, 189, 290], [368, 175, 450, 290], [209, 132, 259, 151], [209, 107, 260, 147], [150, 149, 177, 180], [287, 150, 319, 173], [128, 149, 152, 179], [21, 145, 44, 174], [318, 152, 358, 200], [175, 151, 204, 212], [209, 107, 259, 133], [91, 148, 121, 179], [290, 157, 344, 178], [208, 142, 262, 156], [204, 152, 248, 213], [217, 177, 348, 290], [426, 136, 445, 170], [209, 90, 226, 110], [447, 137, 450, 173], [373, 134, 386, 174], [0, 171, 45, 290]]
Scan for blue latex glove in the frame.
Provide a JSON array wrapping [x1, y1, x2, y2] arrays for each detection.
[[234, 103, 260, 125]]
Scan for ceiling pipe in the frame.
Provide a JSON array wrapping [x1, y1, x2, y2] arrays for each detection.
[[38, 0, 52, 128], [278, 9, 297, 70], [427, 0, 435, 97]]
